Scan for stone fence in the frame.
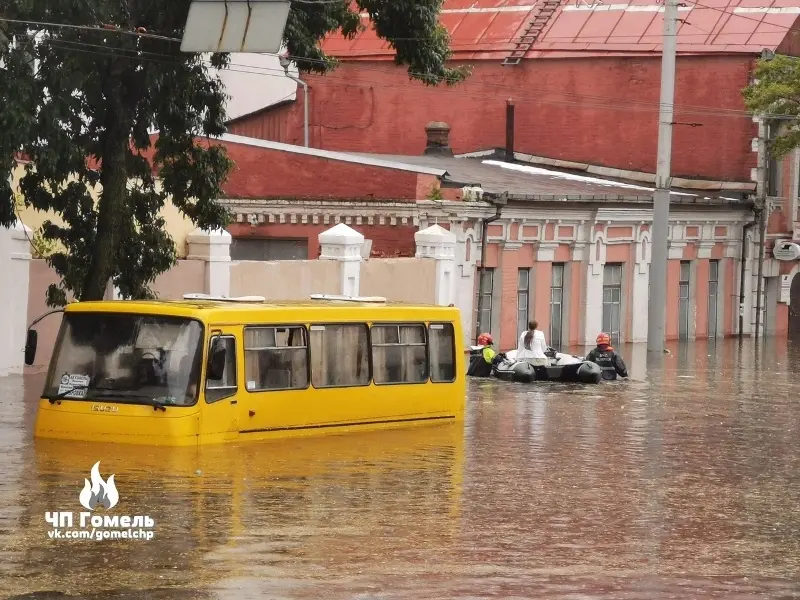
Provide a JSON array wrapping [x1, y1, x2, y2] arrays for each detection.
[[3, 221, 460, 375]]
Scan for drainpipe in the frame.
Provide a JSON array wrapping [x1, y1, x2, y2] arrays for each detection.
[[738, 219, 756, 339], [505, 99, 515, 162], [291, 77, 309, 148], [279, 55, 309, 147], [475, 205, 503, 345]]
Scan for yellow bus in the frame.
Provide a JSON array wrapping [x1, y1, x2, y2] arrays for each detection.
[[26, 294, 465, 447]]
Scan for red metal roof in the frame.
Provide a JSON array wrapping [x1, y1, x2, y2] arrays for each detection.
[[321, 0, 800, 60]]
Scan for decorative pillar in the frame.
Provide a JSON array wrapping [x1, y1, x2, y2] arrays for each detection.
[[4, 220, 32, 376], [744, 229, 757, 334], [583, 232, 606, 346], [534, 242, 558, 335], [631, 229, 651, 343], [571, 241, 587, 346], [697, 240, 714, 259], [187, 228, 232, 297], [723, 239, 739, 335], [454, 224, 478, 347], [318, 223, 364, 297], [668, 223, 687, 259], [415, 224, 457, 306], [667, 240, 686, 259]]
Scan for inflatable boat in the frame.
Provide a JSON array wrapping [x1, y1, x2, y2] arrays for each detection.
[[491, 348, 602, 384]]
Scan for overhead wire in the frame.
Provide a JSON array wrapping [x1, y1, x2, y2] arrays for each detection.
[[10, 33, 768, 121], [3, 26, 769, 120], [3, 1, 800, 122], [0, 13, 771, 120]]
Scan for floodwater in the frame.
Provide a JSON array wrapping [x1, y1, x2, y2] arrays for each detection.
[[1, 338, 800, 599]]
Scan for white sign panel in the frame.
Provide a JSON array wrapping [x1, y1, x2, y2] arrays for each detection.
[[773, 240, 800, 261], [57, 373, 91, 398], [181, 0, 291, 53], [780, 274, 792, 304]]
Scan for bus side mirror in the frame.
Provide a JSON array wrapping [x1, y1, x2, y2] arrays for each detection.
[[207, 338, 226, 380], [24, 330, 38, 366]]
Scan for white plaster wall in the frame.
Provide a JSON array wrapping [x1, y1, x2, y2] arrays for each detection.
[[212, 53, 298, 122]]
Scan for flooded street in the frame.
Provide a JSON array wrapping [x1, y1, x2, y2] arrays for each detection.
[[1, 338, 800, 599]]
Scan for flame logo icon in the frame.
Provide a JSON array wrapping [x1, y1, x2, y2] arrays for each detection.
[[78, 461, 119, 510]]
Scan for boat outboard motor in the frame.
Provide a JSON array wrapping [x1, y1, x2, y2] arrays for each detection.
[[467, 346, 493, 377]]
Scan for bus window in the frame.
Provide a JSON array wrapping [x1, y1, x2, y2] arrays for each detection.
[[428, 323, 456, 382], [244, 326, 309, 391], [371, 324, 428, 385], [310, 324, 370, 388], [205, 335, 238, 402]]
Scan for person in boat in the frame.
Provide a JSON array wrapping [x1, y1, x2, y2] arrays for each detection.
[[467, 332, 499, 377], [585, 332, 628, 380], [516, 320, 550, 367]]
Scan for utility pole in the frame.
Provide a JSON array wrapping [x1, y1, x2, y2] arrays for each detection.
[[754, 117, 768, 339], [647, 0, 678, 353]]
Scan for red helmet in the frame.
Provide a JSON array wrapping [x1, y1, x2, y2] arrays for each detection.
[[477, 332, 493, 346], [596, 332, 611, 345]]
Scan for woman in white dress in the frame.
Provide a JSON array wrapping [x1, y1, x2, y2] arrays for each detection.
[[516, 320, 549, 367]]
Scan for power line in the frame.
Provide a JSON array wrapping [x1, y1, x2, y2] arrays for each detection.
[[11, 34, 753, 120], [4, 6, 800, 121], [8, 30, 793, 122], [0, 17, 179, 42], [17, 25, 765, 119], [0, 11, 780, 118]]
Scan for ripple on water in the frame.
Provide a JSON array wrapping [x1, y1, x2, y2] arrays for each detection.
[[1, 339, 800, 598]]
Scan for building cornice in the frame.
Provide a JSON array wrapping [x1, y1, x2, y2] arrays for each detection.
[[220, 197, 755, 229], [221, 198, 424, 227]]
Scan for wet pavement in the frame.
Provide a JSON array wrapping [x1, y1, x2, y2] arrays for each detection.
[[1, 338, 799, 599]]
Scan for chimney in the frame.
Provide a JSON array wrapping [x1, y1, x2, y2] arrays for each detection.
[[505, 99, 515, 161], [424, 121, 453, 156]]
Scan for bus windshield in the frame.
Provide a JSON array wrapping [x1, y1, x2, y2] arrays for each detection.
[[43, 312, 204, 407]]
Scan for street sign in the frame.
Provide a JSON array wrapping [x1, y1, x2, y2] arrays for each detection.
[[181, 0, 291, 53]]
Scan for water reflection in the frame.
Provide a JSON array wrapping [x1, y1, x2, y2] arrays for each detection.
[[1, 339, 800, 598]]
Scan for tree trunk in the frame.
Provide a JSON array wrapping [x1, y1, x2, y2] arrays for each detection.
[[81, 63, 130, 301]]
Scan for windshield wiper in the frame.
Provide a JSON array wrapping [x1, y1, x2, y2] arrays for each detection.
[[50, 385, 89, 402], [92, 392, 169, 411], [140, 397, 168, 412], [48, 389, 167, 411]]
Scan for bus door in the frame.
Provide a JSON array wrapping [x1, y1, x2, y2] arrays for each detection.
[[238, 324, 311, 434], [199, 328, 241, 440]]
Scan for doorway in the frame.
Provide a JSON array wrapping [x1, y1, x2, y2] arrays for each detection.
[[790, 273, 800, 341], [678, 260, 691, 340]]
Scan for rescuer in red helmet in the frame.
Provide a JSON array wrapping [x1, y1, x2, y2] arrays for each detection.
[[585, 332, 628, 381], [467, 332, 498, 377]]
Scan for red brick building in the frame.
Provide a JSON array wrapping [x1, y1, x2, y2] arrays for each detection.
[[227, 0, 800, 187], [214, 134, 447, 259]]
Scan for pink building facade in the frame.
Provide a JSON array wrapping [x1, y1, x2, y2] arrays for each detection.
[[206, 133, 799, 349], [415, 200, 796, 351]]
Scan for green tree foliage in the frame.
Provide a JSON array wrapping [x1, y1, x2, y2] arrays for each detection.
[[743, 54, 800, 158], [0, 0, 466, 307]]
